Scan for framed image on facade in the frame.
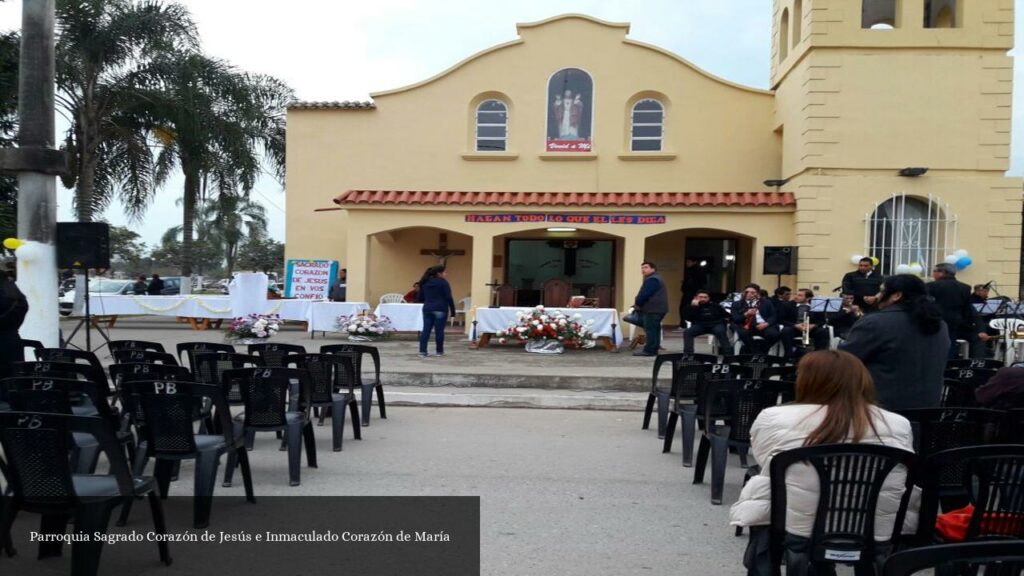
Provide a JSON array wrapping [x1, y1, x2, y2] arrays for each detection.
[[546, 68, 593, 152]]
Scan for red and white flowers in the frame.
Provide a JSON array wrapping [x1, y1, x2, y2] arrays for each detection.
[[337, 312, 393, 340], [496, 305, 595, 348], [226, 314, 281, 341]]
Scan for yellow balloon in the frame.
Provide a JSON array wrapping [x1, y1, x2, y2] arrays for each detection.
[[870, 257, 880, 267], [2, 238, 22, 250]]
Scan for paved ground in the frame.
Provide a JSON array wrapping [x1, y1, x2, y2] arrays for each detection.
[[24, 317, 750, 574]]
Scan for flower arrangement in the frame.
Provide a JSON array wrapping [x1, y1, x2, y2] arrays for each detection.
[[496, 305, 596, 348], [336, 312, 393, 341], [226, 314, 281, 341]]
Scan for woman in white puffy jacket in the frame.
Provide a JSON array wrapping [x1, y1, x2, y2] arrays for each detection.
[[730, 350, 914, 576]]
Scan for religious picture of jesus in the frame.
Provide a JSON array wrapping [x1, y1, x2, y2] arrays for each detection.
[[546, 68, 593, 152]]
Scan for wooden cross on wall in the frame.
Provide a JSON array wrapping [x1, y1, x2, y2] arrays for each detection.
[[420, 233, 465, 265]]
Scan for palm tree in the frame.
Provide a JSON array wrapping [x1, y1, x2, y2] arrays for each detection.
[[200, 190, 267, 276], [145, 52, 290, 276], [55, 0, 197, 222]]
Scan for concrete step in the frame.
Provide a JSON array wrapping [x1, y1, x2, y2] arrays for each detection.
[[379, 386, 647, 411], [380, 371, 654, 392]]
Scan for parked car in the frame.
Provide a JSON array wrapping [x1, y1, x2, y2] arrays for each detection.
[[58, 278, 134, 316]]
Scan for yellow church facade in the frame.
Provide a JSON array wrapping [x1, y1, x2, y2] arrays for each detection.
[[285, 3, 1021, 326]]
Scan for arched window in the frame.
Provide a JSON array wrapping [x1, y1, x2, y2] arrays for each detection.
[[867, 195, 957, 276], [475, 100, 508, 152], [779, 8, 790, 62], [630, 99, 664, 152], [862, 0, 897, 29], [792, 0, 803, 49], [925, 0, 957, 28]]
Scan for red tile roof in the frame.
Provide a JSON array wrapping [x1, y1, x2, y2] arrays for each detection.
[[333, 190, 795, 208]]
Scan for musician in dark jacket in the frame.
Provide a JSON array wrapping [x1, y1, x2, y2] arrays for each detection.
[[632, 261, 668, 357], [682, 290, 729, 354], [730, 283, 779, 354], [779, 288, 831, 359], [927, 263, 981, 359], [0, 273, 28, 394], [841, 257, 884, 311]]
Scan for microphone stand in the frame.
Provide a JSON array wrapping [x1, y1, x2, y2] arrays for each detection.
[[989, 283, 1015, 364]]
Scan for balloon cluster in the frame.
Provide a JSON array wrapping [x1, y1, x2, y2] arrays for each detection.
[[850, 254, 880, 267], [894, 263, 925, 275], [942, 249, 973, 271]]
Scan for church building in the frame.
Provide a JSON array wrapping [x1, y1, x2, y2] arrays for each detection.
[[285, 2, 1021, 325]]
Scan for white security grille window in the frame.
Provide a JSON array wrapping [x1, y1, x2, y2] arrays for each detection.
[[475, 100, 508, 152], [630, 99, 663, 152], [865, 194, 958, 276]]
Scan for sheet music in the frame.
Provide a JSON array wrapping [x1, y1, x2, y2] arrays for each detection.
[[810, 298, 843, 313]]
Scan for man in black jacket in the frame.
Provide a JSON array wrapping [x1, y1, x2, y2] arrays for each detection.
[[841, 257, 884, 312], [146, 274, 165, 295], [779, 288, 831, 358], [682, 290, 729, 354], [632, 261, 668, 357], [730, 283, 779, 354], [927, 263, 982, 359], [0, 273, 28, 389], [132, 275, 148, 295]]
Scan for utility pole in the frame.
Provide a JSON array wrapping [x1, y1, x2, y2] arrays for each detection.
[[0, 0, 65, 347]]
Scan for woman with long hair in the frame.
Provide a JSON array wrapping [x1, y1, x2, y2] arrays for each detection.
[[840, 273, 948, 410], [731, 350, 914, 576], [416, 265, 456, 358]]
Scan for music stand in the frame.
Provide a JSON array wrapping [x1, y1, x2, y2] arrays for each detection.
[[988, 284, 1021, 363]]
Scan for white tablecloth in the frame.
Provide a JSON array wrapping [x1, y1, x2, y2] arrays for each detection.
[[472, 307, 623, 343], [89, 296, 338, 325], [307, 302, 372, 332], [374, 303, 424, 332]]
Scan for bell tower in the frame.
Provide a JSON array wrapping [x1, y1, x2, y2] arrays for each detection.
[[769, 0, 1020, 294]]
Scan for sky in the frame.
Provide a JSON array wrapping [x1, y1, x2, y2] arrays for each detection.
[[0, 0, 1020, 249]]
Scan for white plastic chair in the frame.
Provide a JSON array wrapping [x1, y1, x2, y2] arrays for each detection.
[[379, 293, 405, 305], [450, 297, 471, 326]]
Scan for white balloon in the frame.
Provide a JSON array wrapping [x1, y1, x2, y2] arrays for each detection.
[[851, 255, 864, 265], [909, 264, 924, 274], [944, 255, 959, 265], [895, 264, 911, 274], [954, 249, 968, 259]]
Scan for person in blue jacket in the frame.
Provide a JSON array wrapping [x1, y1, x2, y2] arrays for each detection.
[[416, 265, 456, 357]]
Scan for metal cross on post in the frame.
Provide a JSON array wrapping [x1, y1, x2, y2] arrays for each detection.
[[419, 233, 465, 266], [485, 279, 501, 308]]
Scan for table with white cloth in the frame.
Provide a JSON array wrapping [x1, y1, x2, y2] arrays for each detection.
[[374, 303, 424, 332], [470, 307, 623, 351], [88, 295, 319, 330], [305, 301, 372, 333]]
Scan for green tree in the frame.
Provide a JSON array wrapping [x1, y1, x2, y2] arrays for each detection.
[[0, 28, 18, 246], [237, 235, 284, 276], [55, 0, 197, 222], [200, 190, 267, 276], [151, 225, 221, 276], [107, 225, 146, 272], [144, 53, 291, 275]]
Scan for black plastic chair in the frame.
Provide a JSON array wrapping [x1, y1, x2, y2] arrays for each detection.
[[882, 541, 1024, 576], [722, 353, 791, 380], [19, 339, 43, 360], [946, 358, 1005, 371], [917, 445, 1024, 544], [1004, 409, 1024, 443], [320, 344, 386, 427], [175, 342, 236, 372], [3, 376, 121, 474], [193, 352, 263, 405], [942, 378, 979, 408], [248, 342, 307, 368], [0, 412, 171, 573], [223, 368, 317, 487], [642, 352, 716, 437], [109, 340, 166, 354], [14, 360, 112, 396], [663, 363, 755, 466], [759, 365, 797, 382], [37, 347, 104, 373], [111, 349, 179, 366], [693, 378, 795, 504], [768, 444, 917, 576], [943, 367, 998, 403], [286, 354, 361, 451], [131, 380, 254, 528]]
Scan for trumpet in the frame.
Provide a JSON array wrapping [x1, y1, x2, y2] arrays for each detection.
[[799, 304, 811, 347], [744, 299, 759, 330]]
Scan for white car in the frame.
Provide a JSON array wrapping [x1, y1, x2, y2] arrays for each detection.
[[59, 279, 135, 316]]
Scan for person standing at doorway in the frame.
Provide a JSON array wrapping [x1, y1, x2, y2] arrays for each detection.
[[329, 269, 347, 302], [678, 257, 707, 330], [416, 265, 455, 358], [632, 261, 668, 357]]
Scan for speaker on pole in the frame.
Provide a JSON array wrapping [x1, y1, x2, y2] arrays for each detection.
[[763, 246, 798, 276], [56, 222, 110, 269]]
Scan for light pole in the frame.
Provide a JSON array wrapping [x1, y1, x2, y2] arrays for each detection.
[[0, 0, 66, 347]]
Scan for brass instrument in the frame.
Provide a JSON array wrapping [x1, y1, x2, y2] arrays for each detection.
[[799, 304, 811, 347], [744, 298, 758, 330]]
